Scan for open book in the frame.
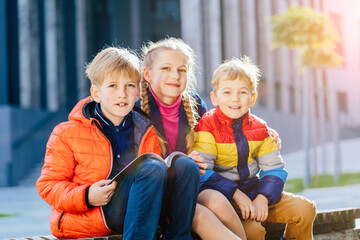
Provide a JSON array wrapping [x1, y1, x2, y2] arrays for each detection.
[[108, 151, 188, 184]]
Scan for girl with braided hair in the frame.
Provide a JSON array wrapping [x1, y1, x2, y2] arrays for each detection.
[[137, 38, 246, 240]]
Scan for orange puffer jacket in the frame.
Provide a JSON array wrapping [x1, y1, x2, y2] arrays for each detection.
[[36, 97, 161, 238]]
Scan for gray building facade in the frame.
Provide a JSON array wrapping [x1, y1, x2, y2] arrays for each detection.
[[1, 0, 359, 186]]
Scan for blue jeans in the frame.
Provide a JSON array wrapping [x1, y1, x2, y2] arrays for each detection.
[[162, 156, 200, 240], [102, 158, 167, 240]]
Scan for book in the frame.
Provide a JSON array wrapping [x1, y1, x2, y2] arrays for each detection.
[[108, 151, 188, 184]]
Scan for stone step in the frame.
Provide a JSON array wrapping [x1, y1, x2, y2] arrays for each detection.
[[232, 205, 360, 239], [17, 161, 44, 187], [314, 226, 360, 240], [314, 208, 360, 234]]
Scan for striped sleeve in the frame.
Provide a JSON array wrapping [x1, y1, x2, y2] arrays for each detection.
[[255, 128, 288, 205], [193, 131, 217, 170]]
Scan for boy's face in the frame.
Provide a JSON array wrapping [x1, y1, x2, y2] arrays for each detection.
[[91, 72, 140, 126], [211, 78, 257, 119]]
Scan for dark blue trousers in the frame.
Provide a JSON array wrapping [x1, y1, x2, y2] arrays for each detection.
[[103, 158, 167, 240], [162, 156, 200, 240], [103, 156, 199, 240]]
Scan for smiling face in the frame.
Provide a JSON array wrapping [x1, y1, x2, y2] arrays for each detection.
[[211, 78, 257, 119], [91, 71, 140, 126], [143, 50, 189, 105]]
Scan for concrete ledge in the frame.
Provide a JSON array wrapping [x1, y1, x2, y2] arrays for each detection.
[[314, 208, 360, 234], [314, 226, 360, 240]]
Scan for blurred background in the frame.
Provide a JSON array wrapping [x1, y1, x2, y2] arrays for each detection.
[[1, 0, 360, 199]]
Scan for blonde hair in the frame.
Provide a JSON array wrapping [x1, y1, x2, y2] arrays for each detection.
[[212, 56, 260, 94], [140, 38, 198, 154], [85, 47, 141, 86]]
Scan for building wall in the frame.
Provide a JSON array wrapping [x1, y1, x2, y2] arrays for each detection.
[[180, 0, 360, 129], [1, 0, 360, 185], [323, 0, 360, 127]]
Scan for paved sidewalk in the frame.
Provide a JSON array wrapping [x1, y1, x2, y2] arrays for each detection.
[[283, 138, 360, 179], [0, 186, 51, 239]]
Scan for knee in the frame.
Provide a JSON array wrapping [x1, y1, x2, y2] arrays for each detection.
[[299, 197, 317, 222], [201, 190, 231, 214], [173, 156, 200, 176], [139, 158, 167, 179], [288, 195, 317, 225]]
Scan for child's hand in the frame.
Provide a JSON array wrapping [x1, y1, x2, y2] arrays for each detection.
[[268, 128, 281, 151], [252, 194, 269, 222], [88, 180, 117, 207], [233, 189, 257, 220], [188, 151, 207, 175]]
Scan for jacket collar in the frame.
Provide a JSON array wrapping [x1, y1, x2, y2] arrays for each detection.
[[93, 102, 133, 129], [68, 96, 152, 133], [214, 106, 250, 127]]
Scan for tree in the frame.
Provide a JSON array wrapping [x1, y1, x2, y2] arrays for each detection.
[[268, 5, 343, 186]]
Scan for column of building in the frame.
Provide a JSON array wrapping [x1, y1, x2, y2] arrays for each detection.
[[0, 0, 7, 104], [44, 0, 59, 111], [130, 0, 142, 50], [240, 0, 257, 63], [222, 0, 241, 60], [180, 0, 205, 95], [274, 0, 292, 113], [256, 0, 276, 110], [201, 0, 222, 94], [76, 0, 88, 100], [18, 0, 41, 108]]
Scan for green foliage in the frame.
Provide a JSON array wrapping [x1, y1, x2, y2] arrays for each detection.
[[0, 213, 18, 218], [284, 178, 304, 193], [268, 5, 343, 68], [300, 46, 343, 67], [285, 172, 360, 193]]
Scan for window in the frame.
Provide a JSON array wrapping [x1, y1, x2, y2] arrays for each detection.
[[142, 0, 181, 41], [337, 91, 348, 114], [275, 81, 282, 111], [257, 79, 267, 107], [289, 85, 295, 113]]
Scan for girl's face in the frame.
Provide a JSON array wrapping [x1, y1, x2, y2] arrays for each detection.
[[144, 50, 189, 105]]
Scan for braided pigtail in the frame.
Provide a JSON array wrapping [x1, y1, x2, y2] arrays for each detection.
[[140, 79, 150, 115], [140, 78, 167, 156], [182, 92, 199, 154]]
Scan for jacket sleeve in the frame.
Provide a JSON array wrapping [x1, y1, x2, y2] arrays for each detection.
[[138, 126, 162, 156], [36, 124, 91, 213], [193, 118, 217, 170], [255, 133, 288, 206]]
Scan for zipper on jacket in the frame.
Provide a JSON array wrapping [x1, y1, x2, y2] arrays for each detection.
[[91, 119, 115, 232], [57, 211, 65, 230], [57, 210, 65, 239], [91, 120, 114, 180]]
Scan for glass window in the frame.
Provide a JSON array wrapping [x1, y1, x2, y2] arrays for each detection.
[[337, 91, 348, 114]]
